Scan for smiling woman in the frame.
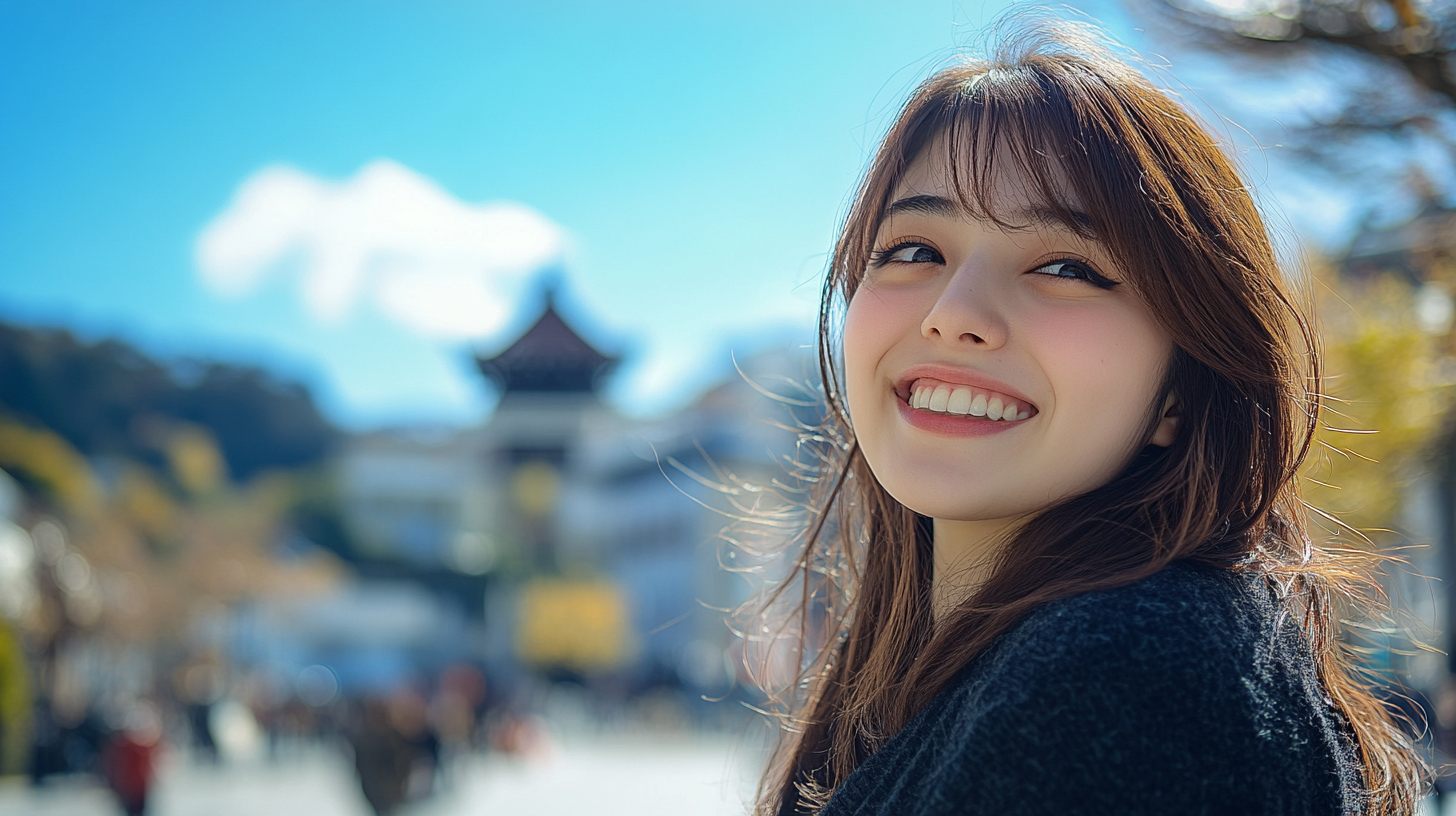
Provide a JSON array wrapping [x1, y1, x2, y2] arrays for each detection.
[[846, 140, 1177, 613], [749, 14, 1425, 816]]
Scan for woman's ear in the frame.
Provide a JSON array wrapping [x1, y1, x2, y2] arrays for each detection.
[[1149, 392, 1179, 448]]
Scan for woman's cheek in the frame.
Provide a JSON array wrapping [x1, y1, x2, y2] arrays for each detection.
[[1032, 303, 1171, 442], [843, 284, 915, 391]]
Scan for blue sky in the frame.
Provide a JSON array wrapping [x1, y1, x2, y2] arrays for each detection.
[[0, 0, 1416, 429]]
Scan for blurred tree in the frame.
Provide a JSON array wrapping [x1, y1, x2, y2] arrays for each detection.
[[0, 326, 169, 461], [165, 425, 227, 497], [0, 616, 31, 776], [0, 323, 339, 483], [117, 466, 180, 554], [1299, 255, 1456, 692], [1301, 265, 1451, 537], [1143, 0, 1456, 99], [0, 420, 98, 513], [1132, 0, 1456, 197], [162, 362, 339, 482], [284, 471, 359, 561]]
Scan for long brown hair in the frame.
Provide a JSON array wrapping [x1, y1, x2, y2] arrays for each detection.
[[750, 17, 1425, 816]]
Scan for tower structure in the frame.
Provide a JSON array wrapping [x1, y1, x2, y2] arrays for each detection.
[[475, 288, 618, 396], [475, 287, 619, 572]]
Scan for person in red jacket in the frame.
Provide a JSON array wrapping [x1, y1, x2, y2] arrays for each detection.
[[103, 704, 161, 816]]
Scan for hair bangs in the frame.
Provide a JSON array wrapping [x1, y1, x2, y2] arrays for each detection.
[[939, 67, 1097, 241], [853, 58, 1162, 299]]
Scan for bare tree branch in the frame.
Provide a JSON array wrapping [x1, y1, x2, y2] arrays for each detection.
[[1145, 0, 1456, 103]]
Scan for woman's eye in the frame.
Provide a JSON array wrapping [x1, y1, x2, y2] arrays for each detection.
[[871, 243, 943, 266], [1028, 259, 1119, 289]]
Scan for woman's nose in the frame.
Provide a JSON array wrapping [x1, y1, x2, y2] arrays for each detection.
[[920, 261, 1009, 348]]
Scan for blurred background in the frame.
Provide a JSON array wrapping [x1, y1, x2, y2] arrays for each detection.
[[5, 0, 1456, 814]]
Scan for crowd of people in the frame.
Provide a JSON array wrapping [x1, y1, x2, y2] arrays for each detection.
[[22, 656, 744, 816]]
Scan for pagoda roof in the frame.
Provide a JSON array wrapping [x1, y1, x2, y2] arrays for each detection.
[[475, 292, 619, 395]]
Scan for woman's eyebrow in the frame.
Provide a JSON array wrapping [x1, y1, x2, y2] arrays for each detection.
[[884, 194, 961, 219], [883, 195, 1094, 235]]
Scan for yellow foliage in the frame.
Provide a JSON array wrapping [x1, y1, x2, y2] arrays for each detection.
[[0, 420, 97, 511], [517, 578, 632, 672], [0, 617, 30, 775], [1302, 269, 1452, 539], [167, 425, 227, 495], [118, 467, 178, 543]]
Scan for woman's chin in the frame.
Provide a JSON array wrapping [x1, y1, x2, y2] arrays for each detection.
[[881, 480, 1032, 524]]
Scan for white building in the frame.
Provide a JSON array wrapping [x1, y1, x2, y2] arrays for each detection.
[[332, 286, 815, 695]]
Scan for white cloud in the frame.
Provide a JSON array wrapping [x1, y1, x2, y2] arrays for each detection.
[[196, 160, 565, 337]]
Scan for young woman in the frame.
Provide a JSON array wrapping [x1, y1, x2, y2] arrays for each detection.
[[751, 19, 1426, 816]]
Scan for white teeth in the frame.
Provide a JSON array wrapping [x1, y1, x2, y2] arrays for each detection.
[[908, 381, 1034, 422], [946, 388, 972, 415], [928, 385, 951, 413]]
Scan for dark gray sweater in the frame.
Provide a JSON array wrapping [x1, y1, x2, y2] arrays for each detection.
[[820, 561, 1363, 815]]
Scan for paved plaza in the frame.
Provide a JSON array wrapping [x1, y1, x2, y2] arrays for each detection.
[[5, 736, 1452, 816], [0, 732, 765, 816]]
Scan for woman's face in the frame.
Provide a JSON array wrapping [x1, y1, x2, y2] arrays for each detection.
[[844, 143, 1177, 523]]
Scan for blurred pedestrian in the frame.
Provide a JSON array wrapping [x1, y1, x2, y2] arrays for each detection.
[[751, 13, 1426, 816], [102, 703, 161, 816], [30, 699, 108, 780], [28, 695, 63, 781], [387, 687, 438, 800], [490, 709, 548, 760], [184, 701, 216, 763], [179, 662, 222, 764], [348, 699, 413, 816], [429, 687, 474, 788]]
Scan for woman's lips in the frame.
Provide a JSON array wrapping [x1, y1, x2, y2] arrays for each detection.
[[890, 368, 1038, 438], [892, 364, 1038, 415]]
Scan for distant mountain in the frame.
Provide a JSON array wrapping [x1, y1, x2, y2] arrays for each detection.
[[0, 322, 339, 482]]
